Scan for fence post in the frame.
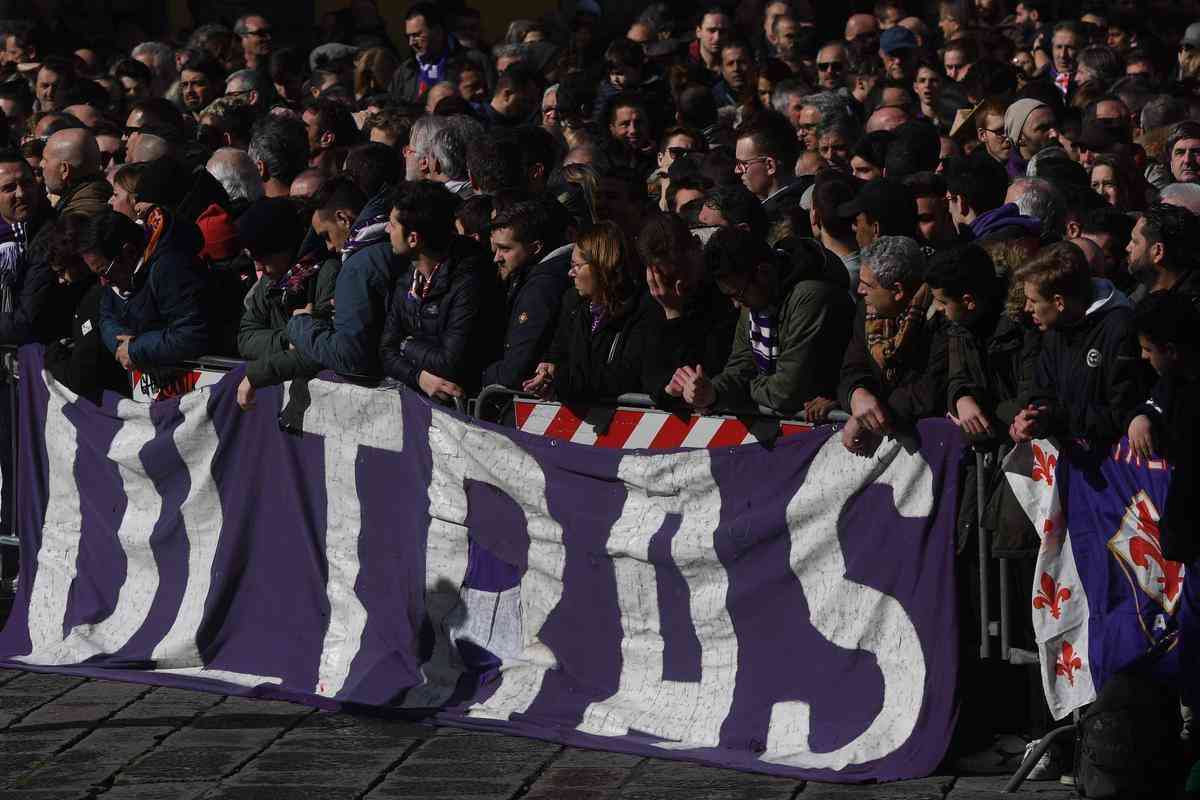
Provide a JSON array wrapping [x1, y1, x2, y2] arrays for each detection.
[[976, 448, 991, 660]]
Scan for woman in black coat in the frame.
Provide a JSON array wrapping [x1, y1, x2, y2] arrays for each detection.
[[523, 221, 650, 403]]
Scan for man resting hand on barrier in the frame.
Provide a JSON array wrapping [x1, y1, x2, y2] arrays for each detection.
[[669, 225, 853, 417], [837, 236, 948, 456]]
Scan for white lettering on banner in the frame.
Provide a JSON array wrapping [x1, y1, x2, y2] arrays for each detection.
[[59, 400, 161, 659], [16, 372, 84, 664], [762, 436, 932, 771], [151, 390, 226, 668], [294, 380, 405, 699], [577, 450, 736, 749], [422, 407, 566, 721]]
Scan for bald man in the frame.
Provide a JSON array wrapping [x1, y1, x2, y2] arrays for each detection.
[[42, 127, 111, 214], [128, 133, 174, 164], [865, 105, 910, 133], [845, 14, 879, 43], [289, 168, 326, 200]]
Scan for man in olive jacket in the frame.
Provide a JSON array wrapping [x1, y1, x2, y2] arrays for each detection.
[[671, 226, 854, 416], [235, 196, 339, 410]]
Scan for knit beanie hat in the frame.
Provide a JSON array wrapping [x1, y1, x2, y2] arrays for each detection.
[[196, 203, 241, 262], [1003, 98, 1048, 146]]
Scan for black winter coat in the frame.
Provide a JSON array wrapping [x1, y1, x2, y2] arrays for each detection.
[[946, 309, 1041, 432], [548, 289, 652, 403], [641, 279, 738, 410], [480, 245, 572, 390], [1025, 280, 1147, 442], [44, 279, 133, 404], [380, 237, 503, 396]]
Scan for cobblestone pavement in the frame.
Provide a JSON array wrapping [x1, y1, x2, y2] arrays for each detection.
[[0, 599, 1076, 800]]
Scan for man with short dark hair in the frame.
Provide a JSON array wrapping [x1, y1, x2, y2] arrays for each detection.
[[734, 111, 803, 219], [179, 57, 224, 120], [1127, 203, 1200, 298], [691, 6, 733, 80], [487, 65, 539, 128], [672, 225, 854, 416], [301, 98, 360, 174], [392, 2, 489, 104], [482, 200, 573, 389], [837, 177, 918, 249], [904, 171, 958, 248], [34, 57, 73, 113], [943, 151, 1035, 242], [380, 181, 501, 400], [1011, 241, 1142, 443]]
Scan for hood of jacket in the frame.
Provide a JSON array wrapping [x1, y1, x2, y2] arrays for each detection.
[[777, 238, 851, 294], [1085, 277, 1134, 317], [971, 203, 1042, 240]]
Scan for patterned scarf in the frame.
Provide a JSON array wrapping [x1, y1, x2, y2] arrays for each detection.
[[0, 218, 27, 314], [749, 309, 779, 375], [865, 283, 932, 386], [589, 302, 606, 334], [340, 214, 388, 263], [278, 255, 322, 302]]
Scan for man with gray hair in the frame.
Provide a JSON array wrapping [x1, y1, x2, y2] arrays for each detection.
[[1166, 120, 1200, 185], [425, 116, 482, 197], [1159, 182, 1200, 215], [837, 235, 947, 454], [406, 114, 450, 181], [225, 68, 272, 113], [794, 90, 847, 151], [1006, 176, 1064, 237], [248, 115, 309, 198], [206, 147, 265, 212], [131, 41, 177, 98]]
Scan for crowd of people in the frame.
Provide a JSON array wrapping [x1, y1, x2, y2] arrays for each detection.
[[0, 0, 1196, 791]]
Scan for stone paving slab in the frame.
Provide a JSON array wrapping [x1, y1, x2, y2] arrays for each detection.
[[0, 669, 1079, 800]]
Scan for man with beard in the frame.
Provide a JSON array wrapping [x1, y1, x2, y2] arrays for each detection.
[[179, 57, 224, 121], [813, 41, 850, 91], [0, 151, 52, 343], [1003, 97, 1057, 177], [1127, 203, 1200, 300]]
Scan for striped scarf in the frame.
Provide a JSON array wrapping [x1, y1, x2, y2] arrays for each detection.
[[0, 219, 28, 315], [749, 309, 779, 375]]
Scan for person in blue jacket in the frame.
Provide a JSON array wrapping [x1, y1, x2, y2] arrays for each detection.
[[88, 207, 209, 374]]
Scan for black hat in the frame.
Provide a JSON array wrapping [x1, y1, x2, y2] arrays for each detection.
[[235, 197, 304, 258], [836, 177, 917, 236]]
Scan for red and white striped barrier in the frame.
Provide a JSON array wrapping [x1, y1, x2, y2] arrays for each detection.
[[513, 398, 814, 449]]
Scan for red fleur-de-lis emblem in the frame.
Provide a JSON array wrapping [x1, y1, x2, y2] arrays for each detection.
[[1032, 444, 1057, 487], [1128, 499, 1184, 604], [1055, 641, 1083, 686], [1033, 573, 1072, 619]]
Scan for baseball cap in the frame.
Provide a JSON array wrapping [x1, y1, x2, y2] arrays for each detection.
[[1185, 22, 1200, 47], [880, 26, 919, 55], [837, 177, 917, 236]]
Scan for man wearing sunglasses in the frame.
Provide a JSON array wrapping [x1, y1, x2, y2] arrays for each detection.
[[814, 42, 849, 91], [234, 13, 273, 72]]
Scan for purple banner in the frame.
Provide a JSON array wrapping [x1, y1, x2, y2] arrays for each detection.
[[1, 345, 964, 782]]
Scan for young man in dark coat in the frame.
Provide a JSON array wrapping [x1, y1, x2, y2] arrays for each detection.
[[672, 225, 854, 417], [379, 181, 502, 402], [1011, 241, 1146, 444], [838, 235, 948, 454], [480, 199, 573, 390]]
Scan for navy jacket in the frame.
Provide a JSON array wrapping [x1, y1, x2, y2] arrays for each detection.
[[480, 244, 572, 390], [379, 236, 503, 395], [287, 194, 401, 378], [99, 210, 209, 367]]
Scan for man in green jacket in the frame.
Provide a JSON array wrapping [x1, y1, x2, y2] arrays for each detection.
[[671, 226, 855, 416], [234, 187, 351, 410]]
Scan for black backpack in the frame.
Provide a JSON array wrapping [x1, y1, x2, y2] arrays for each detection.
[[1075, 671, 1181, 798]]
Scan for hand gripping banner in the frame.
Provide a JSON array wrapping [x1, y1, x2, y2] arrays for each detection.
[[0, 346, 964, 783]]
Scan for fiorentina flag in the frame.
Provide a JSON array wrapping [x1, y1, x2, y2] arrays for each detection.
[[1006, 439, 1198, 719]]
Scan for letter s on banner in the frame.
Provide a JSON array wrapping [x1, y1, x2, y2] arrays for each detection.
[[762, 435, 932, 771], [577, 449, 736, 749]]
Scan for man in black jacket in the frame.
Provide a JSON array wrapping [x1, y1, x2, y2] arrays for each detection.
[[391, 3, 490, 105], [1127, 203, 1200, 300], [1011, 241, 1145, 444], [481, 200, 572, 390], [379, 181, 502, 402]]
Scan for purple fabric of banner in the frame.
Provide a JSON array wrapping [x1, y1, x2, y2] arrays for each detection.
[[0, 346, 964, 782]]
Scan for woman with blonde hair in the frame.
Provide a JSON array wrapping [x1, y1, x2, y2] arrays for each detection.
[[354, 47, 399, 101], [523, 221, 650, 402]]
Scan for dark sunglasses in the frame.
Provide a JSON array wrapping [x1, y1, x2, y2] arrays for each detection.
[[666, 146, 693, 160], [99, 149, 124, 168], [817, 61, 845, 72]]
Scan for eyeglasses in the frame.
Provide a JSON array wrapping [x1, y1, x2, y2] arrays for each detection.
[[734, 156, 771, 171], [666, 146, 693, 160], [816, 61, 845, 72], [244, 28, 272, 38], [980, 126, 1005, 138], [224, 89, 253, 99]]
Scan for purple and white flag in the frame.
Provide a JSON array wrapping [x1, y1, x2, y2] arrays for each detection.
[[0, 346, 964, 783]]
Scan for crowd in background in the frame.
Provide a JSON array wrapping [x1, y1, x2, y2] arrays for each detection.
[[0, 0, 1196, 791]]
